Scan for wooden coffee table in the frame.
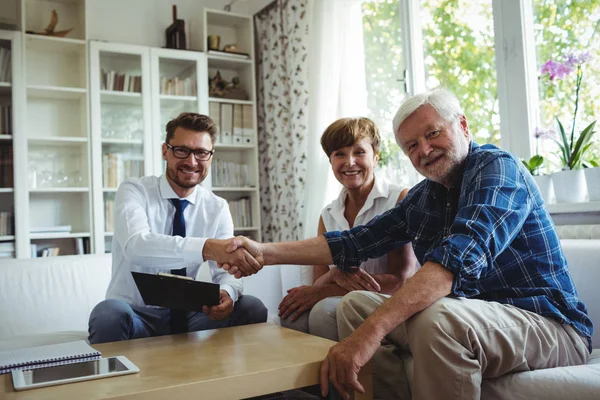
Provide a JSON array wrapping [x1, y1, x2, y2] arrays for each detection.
[[0, 323, 372, 399]]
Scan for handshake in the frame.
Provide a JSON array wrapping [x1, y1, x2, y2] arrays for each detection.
[[203, 236, 267, 278]]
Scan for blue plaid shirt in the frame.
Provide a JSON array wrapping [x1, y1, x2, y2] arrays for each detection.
[[325, 142, 592, 348]]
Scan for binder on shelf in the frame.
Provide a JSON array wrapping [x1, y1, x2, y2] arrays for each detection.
[[220, 103, 233, 144], [232, 104, 243, 144], [0, 340, 101, 374], [242, 104, 254, 145], [209, 102, 221, 141]]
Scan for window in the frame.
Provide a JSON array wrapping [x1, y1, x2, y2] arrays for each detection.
[[362, 0, 416, 187], [533, 0, 600, 171], [420, 0, 498, 146]]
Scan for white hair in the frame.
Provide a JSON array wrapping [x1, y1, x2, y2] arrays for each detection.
[[392, 89, 464, 136]]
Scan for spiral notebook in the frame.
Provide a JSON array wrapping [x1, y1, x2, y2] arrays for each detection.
[[0, 340, 101, 374]]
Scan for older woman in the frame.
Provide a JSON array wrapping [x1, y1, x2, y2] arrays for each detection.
[[279, 117, 417, 340]]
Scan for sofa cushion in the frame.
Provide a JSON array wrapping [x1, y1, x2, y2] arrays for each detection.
[[0, 254, 112, 343], [481, 349, 600, 400], [403, 349, 600, 399]]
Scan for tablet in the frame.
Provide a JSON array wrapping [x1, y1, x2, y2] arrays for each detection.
[[12, 356, 139, 391]]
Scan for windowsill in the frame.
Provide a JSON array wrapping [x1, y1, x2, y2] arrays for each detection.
[[546, 201, 600, 215]]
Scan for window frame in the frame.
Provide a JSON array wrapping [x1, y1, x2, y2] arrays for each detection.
[[399, 0, 598, 216]]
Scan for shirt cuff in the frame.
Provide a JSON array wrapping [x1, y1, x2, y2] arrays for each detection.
[[182, 237, 207, 264], [323, 231, 353, 272], [220, 284, 238, 303]]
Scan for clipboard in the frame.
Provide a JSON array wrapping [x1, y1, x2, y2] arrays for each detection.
[[131, 271, 220, 311]]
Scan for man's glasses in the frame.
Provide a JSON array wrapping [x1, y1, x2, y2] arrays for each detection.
[[166, 143, 215, 161]]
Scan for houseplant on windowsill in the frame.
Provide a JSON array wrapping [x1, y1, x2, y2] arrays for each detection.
[[539, 51, 597, 203], [522, 150, 553, 203]]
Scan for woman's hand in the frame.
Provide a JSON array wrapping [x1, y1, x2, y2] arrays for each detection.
[[330, 267, 381, 293], [278, 286, 327, 322]]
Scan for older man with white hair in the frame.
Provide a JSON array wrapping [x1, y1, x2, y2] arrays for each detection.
[[209, 89, 592, 400]]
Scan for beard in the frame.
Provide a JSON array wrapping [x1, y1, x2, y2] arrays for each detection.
[[418, 138, 469, 186], [166, 164, 205, 189]]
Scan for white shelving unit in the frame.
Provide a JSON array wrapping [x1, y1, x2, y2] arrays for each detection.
[[19, 0, 92, 258], [89, 41, 152, 254], [6, 3, 263, 257], [204, 8, 261, 242], [90, 43, 208, 254], [149, 47, 208, 177], [0, 30, 22, 259]]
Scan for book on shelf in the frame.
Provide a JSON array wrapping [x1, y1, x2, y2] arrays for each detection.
[[207, 49, 250, 59], [0, 105, 12, 135], [101, 69, 142, 93], [228, 197, 252, 228], [30, 225, 72, 234], [29, 245, 61, 258], [0, 47, 12, 83], [102, 153, 144, 188], [211, 160, 249, 187], [159, 76, 197, 96], [0, 211, 14, 236], [105, 197, 115, 232], [74, 237, 85, 255], [0, 340, 101, 374], [0, 144, 13, 187]]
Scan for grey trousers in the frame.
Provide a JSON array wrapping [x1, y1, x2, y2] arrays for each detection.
[[280, 296, 342, 341], [337, 291, 590, 400]]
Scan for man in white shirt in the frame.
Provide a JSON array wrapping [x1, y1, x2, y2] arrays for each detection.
[[88, 113, 267, 344]]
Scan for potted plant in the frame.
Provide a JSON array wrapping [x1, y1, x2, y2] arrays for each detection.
[[539, 51, 597, 203], [522, 154, 553, 203], [585, 156, 600, 202]]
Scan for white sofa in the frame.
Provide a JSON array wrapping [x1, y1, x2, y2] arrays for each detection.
[[0, 240, 599, 398]]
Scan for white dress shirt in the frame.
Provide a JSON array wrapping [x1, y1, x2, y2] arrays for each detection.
[[321, 175, 403, 275], [106, 175, 242, 307]]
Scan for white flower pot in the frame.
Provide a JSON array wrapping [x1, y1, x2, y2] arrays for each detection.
[[553, 169, 588, 203], [584, 167, 600, 201], [532, 175, 554, 204]]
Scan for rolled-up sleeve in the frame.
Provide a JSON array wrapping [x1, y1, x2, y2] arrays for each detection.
[[324, 205, 411, 272], [424, 155, 533, 296]]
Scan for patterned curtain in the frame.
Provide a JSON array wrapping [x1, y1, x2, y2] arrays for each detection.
[[254, 0, 310, 242]]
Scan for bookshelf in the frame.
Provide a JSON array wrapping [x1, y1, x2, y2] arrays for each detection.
[[89, 41, 152, 254], [204, 8, 261, 241], [5, 4, 262, 257], [149, 47, 208, 177], [0, 30, 19, 259], [90, 43, 209, 254]]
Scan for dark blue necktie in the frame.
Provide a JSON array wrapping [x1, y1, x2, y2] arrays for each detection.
[[170, 198, 189, 334], [171, 198, 189, 238]]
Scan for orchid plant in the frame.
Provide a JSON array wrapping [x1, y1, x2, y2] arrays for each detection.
[[540, 51, 597, 170]]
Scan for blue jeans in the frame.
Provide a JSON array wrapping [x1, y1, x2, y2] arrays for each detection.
[[88, 295, 267, 344]]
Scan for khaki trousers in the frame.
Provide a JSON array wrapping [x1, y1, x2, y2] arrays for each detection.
[[337, 292, 590, 400]]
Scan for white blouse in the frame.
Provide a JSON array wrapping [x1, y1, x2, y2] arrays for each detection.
[[321, 175, 404, 275]]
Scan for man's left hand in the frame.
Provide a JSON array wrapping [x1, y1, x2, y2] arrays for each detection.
[[202, 290, 234, 321], [320, 330, 380, 399]]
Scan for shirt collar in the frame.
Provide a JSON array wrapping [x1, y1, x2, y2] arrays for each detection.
[[159, 174, 198, 204], [328, 174, 389, 227]]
